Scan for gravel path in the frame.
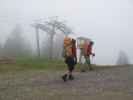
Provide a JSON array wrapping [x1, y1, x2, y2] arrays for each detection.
[[0, 65, 133, 100]]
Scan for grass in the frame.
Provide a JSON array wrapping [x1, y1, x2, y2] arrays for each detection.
[[16, 57, 66, 69], [0, 57, 68, 73], [0, 57, 92, 73], [0, 57, 126, 73]]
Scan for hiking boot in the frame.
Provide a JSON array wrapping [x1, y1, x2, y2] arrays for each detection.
[[69, 75, 74, 80], [62, 74, 67, 82]]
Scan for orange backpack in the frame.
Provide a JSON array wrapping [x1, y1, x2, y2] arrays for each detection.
[[63, 37, 73, 57], [64, 37, 72, 48]]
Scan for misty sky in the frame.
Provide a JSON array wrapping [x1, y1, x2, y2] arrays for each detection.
[[0, 0, 133, 65]]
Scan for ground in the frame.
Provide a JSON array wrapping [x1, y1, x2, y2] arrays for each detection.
[[0, 65, 133, 100]]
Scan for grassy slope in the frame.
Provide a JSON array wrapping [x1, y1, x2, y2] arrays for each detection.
[[0, 58, 67, 72], [0, 57, 124, 73]]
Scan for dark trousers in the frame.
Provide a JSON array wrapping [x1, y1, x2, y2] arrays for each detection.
[[85, 56, 93, 70], [65, 56, 75, 72]]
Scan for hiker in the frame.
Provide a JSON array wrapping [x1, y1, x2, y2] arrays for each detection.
[[62, 38, 77, 82], [83, 41, 95, 71]]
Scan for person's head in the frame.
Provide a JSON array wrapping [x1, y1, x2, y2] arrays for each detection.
[[90, 41, 94, 46], [71, 39, 76, 46]]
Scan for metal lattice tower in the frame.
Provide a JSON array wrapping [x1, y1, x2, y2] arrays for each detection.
[[32, 17, 73, 59]]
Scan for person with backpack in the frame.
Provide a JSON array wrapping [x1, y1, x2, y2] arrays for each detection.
[[83, 41, 95, 71], [62, 38, 77, 82]]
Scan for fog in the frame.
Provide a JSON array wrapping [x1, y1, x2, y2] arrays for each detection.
[[0, 0, 133, 65]]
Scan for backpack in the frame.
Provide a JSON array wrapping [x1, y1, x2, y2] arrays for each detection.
[[64, 37, 72, 48], [83, 42, 92, 56], [63, 37, 74, 57]]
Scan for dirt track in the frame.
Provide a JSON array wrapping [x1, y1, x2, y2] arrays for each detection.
[[0, 65, 133, 100]]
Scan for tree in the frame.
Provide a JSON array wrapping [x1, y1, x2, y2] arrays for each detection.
[[0, 43, 3, 57], [41, 34, 51, 58], [53, 33, 64, 59], [116, 50, 130, 65], [3, 24, 32, 57]]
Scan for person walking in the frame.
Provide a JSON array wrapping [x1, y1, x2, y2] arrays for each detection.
[[84, 41, 95, 71], [62, 38, 77, 82]]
